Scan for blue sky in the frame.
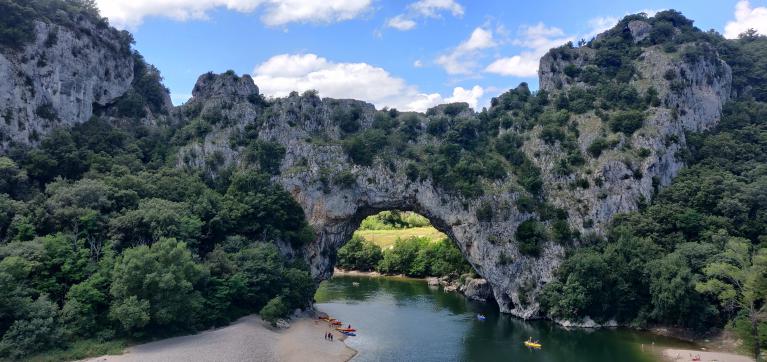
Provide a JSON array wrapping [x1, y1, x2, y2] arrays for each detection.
[[94, 0, 767, 111]]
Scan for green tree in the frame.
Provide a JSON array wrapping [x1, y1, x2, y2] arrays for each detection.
[[336, 235, 383, 271], [109, 198, 203, 248], [109, 238, 208, 334], [260, 296, 288, 325], [0, 295, 63, 359], [696, 239, 767, 359]]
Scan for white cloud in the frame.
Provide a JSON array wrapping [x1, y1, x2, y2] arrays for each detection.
[[409, 0, 464, 18], [385, 0, 463, 31], [585, 16, 619, 39], [413, 60, 424, 67], [724, 0, 767, 39], [445, 85, 483, 109], [252, 53, 483, 112], [485, 55, 540, 77], [484, 23, 572, 77], [387, 15, 417, 30], [436, 27, 496, 74], [95, 0, 372, 29]]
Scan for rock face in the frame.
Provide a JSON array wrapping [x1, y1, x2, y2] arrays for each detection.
[[176, 77, 564, 318], [0, 19, 134, 150], [461, 277, 494, 302], [536, 27, 731, 235]]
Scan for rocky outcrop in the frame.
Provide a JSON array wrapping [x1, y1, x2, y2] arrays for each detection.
[[0, 19, 134, 150], [460, 277, 494, 302], [535, 29, 731, 235]]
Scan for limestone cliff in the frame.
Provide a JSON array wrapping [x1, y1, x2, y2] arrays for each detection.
[[535, 19, 731, 235], [0, 16, 135, 150]]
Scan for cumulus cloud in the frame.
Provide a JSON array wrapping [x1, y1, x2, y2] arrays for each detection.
[[409, 0, 464, 18], [436, 27, 497, 74], [724, 0, 767, 39], [484, 23, 572, 77], [385, 0, 463, 31], [252, 53, 484, 112], [95, 0, 372, 29], [387, 15, 417, 30]]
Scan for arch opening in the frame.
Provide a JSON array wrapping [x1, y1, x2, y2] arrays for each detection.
[[330, 209, 496, 304]]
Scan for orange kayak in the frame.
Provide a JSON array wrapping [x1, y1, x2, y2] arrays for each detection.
[[330, 321, 342, 325]]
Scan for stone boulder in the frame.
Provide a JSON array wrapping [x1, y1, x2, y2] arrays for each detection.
[[462, 278, 494, 302]]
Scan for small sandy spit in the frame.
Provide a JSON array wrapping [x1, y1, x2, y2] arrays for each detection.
[[81, 315, 356, 362], [661, 348, 753, 362]]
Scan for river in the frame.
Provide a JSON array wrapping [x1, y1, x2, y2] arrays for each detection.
[[315, 275, 693, 362]]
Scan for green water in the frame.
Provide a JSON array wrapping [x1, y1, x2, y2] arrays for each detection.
[[315, 275, 693, 362]]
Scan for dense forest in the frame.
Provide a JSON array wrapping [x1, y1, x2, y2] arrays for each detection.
[[1, 0, 767, 360]]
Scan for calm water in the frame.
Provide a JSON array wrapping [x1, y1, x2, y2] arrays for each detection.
[[315, 275, 693, 362]]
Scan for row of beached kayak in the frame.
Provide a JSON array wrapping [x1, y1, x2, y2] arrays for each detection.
[[318, 316, 357, 336]]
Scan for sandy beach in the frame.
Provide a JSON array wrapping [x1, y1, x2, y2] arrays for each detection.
[[81, 315, 356, 362], [661, 348, 754, 362]]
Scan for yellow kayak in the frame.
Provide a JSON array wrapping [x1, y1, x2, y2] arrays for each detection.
[[524, 341, 542, 349]]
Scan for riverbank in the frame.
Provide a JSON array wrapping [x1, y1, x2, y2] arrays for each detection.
[[653, 328, 754, 362], [81, 315, 356, 362], [659, 348, 753, 362]]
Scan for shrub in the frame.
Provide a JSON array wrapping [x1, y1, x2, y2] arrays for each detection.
[[0, 296, 63, 359], [35, 103, 57, 121], [515, 220, 547, 257], [540, 125, 566, 144], [564, 64, 580, 78], [372, 112, 399, 131], [426, 117, 449, 136], [333, 171, 356, 188], [334, 106, 362, 134], [259, 296, 288, 325], [476, 202, 493, 222], [243, 140, 286, 175], [443, 103, 468, 117], [609, 110, 644, 135], [336, 235, 382, 271], [343, 129, 388, 166], [587, 137, 610, 157], [574, 177, 590, 189]]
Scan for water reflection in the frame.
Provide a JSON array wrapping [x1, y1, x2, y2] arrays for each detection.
[[315, 275, 691, 362]]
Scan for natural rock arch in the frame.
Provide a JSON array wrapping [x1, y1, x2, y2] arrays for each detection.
[[280, 167, 554, 318], [175, 18, 732, 319]]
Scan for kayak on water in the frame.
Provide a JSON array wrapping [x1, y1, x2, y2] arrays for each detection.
[[330, 321, 343, 325], [477, 314, 486, 321], [341, 331, 356, 336], [524, 341, 542, 349], [336, 328, 357, 332]]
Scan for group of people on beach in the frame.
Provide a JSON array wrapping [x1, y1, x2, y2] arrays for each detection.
[[324, 332, 334, 341]]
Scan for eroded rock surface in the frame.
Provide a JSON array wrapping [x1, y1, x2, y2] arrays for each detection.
[[0, 20, 134, 150]]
